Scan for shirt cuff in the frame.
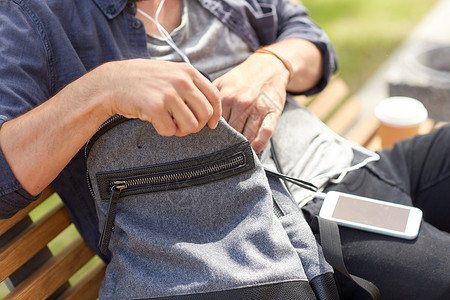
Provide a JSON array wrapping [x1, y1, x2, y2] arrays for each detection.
[[304, 40, 338, 96]]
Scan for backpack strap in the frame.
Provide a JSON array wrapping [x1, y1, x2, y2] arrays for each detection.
[[317, 216, 380, 300]]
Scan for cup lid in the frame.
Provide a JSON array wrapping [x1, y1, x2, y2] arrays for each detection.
[[374, 97, 428, 127]]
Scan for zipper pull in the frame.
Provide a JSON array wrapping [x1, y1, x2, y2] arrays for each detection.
[[98, 181, 126, 255]]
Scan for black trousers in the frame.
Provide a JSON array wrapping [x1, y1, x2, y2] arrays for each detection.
[[303, 125, 450, 300]]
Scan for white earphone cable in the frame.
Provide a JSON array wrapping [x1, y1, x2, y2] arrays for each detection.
[[286, 97, 381, 185], [137, 1, 191, 64]]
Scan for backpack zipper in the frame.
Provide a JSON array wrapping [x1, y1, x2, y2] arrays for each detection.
[[85, 114, 128, 158], [109, 154, 245, 191]]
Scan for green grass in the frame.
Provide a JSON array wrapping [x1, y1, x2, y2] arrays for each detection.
[[27, 194, 80, 256], [300, 0, 439, 93], [0, 283, 8, 299]]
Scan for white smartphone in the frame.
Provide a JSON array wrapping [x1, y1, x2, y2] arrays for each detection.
[[319, 191, 423, 239]]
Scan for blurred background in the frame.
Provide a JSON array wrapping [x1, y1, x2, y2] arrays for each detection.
[[300, 0, 439, 94]]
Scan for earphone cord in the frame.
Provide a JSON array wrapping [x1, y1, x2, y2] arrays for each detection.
[[137, 0, 191, 65]]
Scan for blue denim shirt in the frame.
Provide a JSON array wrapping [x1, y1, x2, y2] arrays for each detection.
[[0, 0, 337, 259]]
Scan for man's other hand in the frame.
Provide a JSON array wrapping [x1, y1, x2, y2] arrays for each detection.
[[213, 53, 289, 153]]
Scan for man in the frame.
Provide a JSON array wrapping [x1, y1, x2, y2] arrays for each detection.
[[0, 0, 331, 255], [0, 0, 448, 299]]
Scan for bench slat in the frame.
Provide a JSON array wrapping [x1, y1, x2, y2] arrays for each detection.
[[345, 114, 379, 147], [4, 236, 95, 300], [418, 118, 435, 134], [326, 97, 362, 136], [57, 260, 106, 300], [366, 135, 382, 152], [307, 77, 349, 120], [434, 121, 448, 129], [293, 94, 309, 107], [0, 204, 71, 281]]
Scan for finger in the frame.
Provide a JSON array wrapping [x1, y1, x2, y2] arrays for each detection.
[[167, 97, 200, 136], [214, 78, 234, 125], [151, 110, 178, 137], [250, 112, 279, 153], [192, 71, 221, 129], [183, 88, 214, 129], [242, 108, 265, 143], [227, 100, 252, 133], [221, 102, 231, 122], [206, 90, 221, 130], [219, 93, 235, 123]]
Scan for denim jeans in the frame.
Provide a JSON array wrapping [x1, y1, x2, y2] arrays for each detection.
[[302, 125, 450, 300]]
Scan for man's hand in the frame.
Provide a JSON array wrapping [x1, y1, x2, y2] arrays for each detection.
[[213, 39, 323, 153], [98, 59, 221, 136], [213, 52, 289, 153]]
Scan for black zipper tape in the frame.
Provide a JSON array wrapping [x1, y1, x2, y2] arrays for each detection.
[[85, 114, 128, 158], [96, 140, 254, 201]]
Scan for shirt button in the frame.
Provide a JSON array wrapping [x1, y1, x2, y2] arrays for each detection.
[[107, 5, 116, 14], [132, 20, 142, 29]]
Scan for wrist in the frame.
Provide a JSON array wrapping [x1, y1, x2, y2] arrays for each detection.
[[81, 62, 120, 120], [254, 48, 293, 81]]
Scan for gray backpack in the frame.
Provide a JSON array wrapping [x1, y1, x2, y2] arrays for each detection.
[[86, 113, 340, 299]]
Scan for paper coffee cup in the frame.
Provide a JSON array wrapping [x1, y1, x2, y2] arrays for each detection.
[[374, 97, 428, 149]]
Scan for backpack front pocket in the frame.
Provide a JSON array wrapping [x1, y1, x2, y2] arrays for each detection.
[[95, 140, 254, 255]]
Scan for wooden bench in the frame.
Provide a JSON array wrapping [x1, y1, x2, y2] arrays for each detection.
[[0, 77, 441, 299], [0, 186, 106, 299]]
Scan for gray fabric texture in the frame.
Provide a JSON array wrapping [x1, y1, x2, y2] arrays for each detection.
[[259, 143, 333, 281], [87, 119, 323, 299], [271, 100, 354, 207]]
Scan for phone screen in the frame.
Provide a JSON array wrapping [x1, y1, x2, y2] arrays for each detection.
[[332, 195, 410, 232]]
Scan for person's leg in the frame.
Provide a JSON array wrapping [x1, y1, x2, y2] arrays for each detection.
[[381, 124, 450, 232], [333, 218, 450, 300], [302, 125, 450, 299]]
